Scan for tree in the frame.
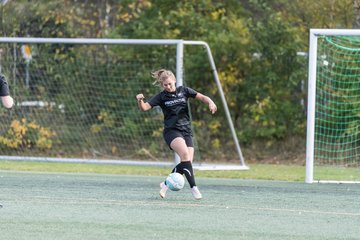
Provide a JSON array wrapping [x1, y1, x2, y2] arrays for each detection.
[[2, 0, 357, 161], [353, 0, 360, 28]]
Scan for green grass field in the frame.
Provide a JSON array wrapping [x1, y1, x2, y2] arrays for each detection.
[[0, 160, 359, 240], [1, 170, 360, 240], [0, 160, 359, 182]]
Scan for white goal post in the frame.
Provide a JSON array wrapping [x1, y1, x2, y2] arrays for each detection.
[[0, 37, 248, 170], [306, 29, 360, 183]]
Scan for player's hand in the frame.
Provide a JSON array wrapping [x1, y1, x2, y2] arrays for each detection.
[[1, 96, 14, 109], [209, 102, 217, 114], [136, 94, 145, 102]]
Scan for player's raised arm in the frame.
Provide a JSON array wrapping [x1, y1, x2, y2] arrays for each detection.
[[136, 93, 151, 111], [195, 92, 217, 114]]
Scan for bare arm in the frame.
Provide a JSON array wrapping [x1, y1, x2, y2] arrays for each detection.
[[136, 93, 152, 111], [0, 75, 14, 109], [195, 93, 217, 114]]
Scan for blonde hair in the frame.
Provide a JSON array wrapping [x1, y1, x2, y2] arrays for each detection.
[[151, 69, 176, 86]]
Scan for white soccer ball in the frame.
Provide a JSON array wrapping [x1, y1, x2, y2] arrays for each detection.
[[165, 173, 185, 191]]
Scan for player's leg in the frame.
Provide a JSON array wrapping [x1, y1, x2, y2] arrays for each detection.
[[170, 138, 202, 199], [160, 131, 201, 199], [159, 137, 194, 198], [170, 137, 191, 162], [188, 146, 194, 162], [159, 131, 182, 198], [186, 145, 202, 199], [170, 138, 195, 186], [159, 181, 168, 198]]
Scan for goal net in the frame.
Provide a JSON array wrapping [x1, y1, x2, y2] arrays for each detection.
[[0, 38, 247, 169], [306, 29, 360, 183]]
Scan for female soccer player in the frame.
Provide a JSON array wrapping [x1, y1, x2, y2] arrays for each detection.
[[136, 69, 217, 200], [0, 74, 14, 109]]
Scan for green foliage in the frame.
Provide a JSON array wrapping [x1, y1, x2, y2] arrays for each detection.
[[223, 1, 307, 143], [0, 118, 56, 150], [0, 0, 357, 160]]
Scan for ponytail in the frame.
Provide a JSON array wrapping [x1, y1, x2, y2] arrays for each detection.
[[151, 69, 176, 86]]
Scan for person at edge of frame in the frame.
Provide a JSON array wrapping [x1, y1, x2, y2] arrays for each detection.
[[0, 74, 14, 109], [136, 69, 217, 200]]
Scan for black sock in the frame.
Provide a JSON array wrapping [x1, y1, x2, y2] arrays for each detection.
[[178, 161, 196, 188], [164, 163, 183, 185], [167, 161, 196, 188], [171, 163, 183, 174]]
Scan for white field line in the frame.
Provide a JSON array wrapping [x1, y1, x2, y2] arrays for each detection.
[[1, 195, 360, 217]]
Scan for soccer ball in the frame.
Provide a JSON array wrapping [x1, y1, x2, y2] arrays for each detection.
[[165, 173, 185, 191]]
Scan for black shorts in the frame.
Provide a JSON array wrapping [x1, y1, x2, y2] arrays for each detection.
[[163, 128, 193, 149]]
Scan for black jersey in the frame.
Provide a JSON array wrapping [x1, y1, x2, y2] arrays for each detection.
[[148, 86, 197, 131], [0, 75, 9, 96]]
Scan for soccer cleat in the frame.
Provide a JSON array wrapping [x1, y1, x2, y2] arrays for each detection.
[[159, 182, 168, 198], [191, 186, 202, 200]]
